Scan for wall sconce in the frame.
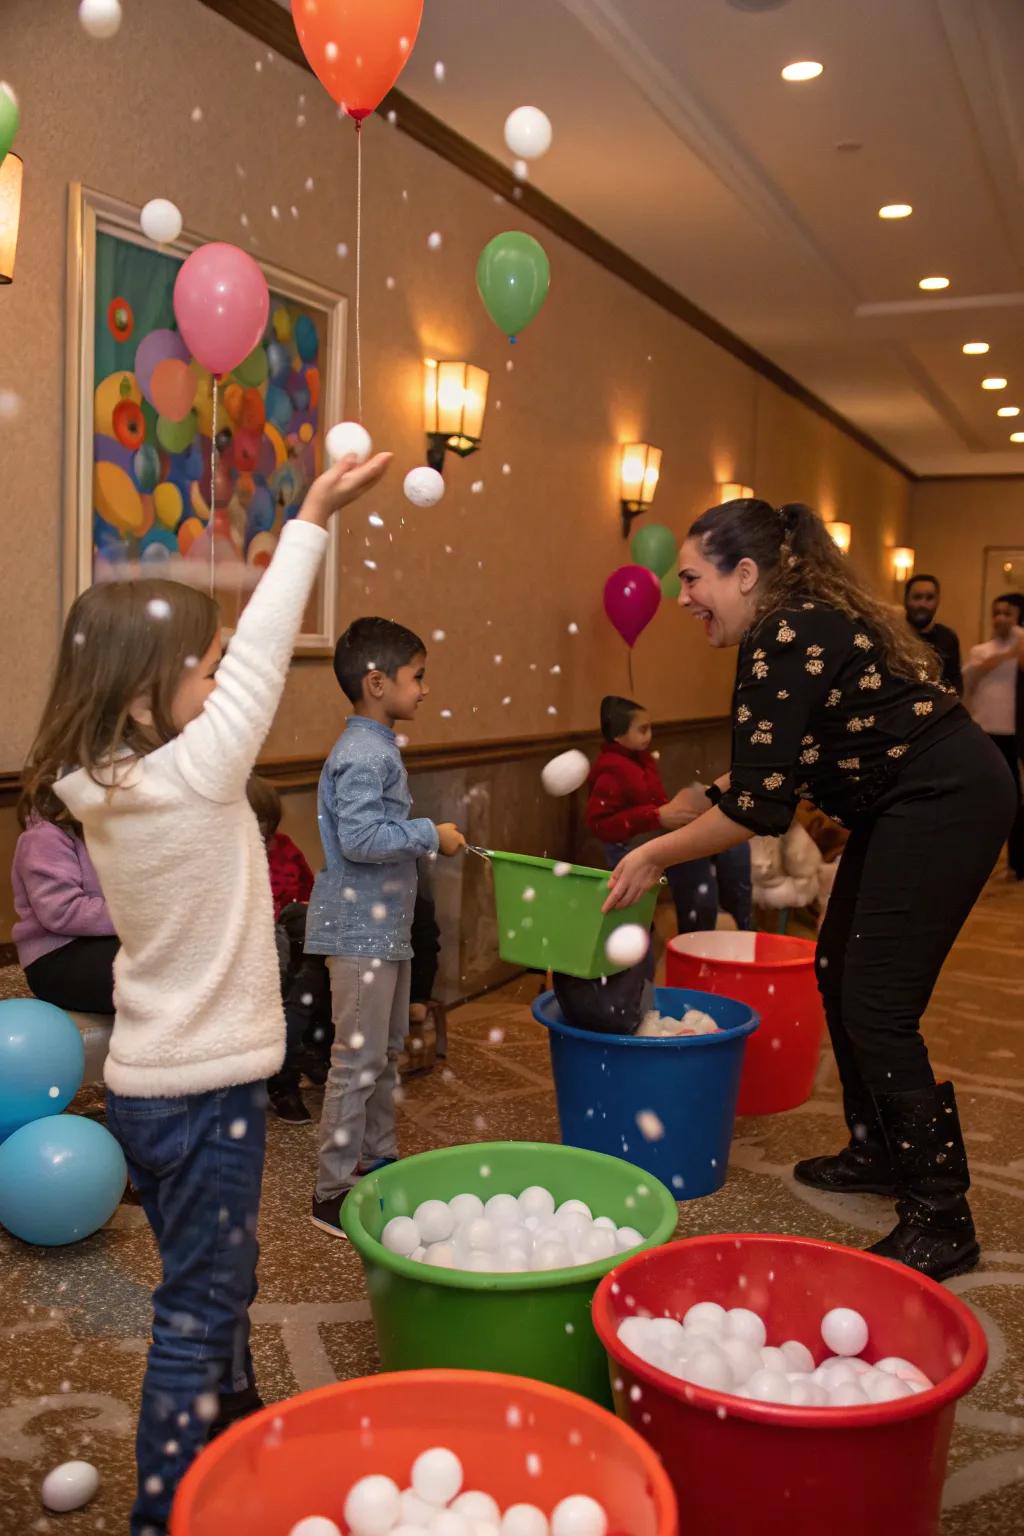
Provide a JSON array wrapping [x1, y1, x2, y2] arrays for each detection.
[[0, 152, 24, 284], [620, 442, 662, 537], [718, 482, 754, 502], [892, 546, 915, 581], [423, 358, 489, 474], [827, 521, 852, 554]]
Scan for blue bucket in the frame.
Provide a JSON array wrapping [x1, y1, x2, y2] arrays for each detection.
[[531, 986, 759, 1201]]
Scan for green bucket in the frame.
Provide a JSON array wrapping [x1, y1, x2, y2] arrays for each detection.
[[341, 1141, 679, 1405], [486, 850, 659, 978]]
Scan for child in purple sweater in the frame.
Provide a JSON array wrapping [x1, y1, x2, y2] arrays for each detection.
[[12, 818, 118, 1013]]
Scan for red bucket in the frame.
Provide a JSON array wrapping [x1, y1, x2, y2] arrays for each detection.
[[171, 1369, 678, 1536], [592, 1234, 987, 1536], [666, 931, 824, 1113]]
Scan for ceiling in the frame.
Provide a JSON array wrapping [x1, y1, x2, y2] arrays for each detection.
[[277, 0, 1024, 478]]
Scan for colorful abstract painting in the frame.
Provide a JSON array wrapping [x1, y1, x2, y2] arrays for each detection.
[[91, 230, 333, 634]]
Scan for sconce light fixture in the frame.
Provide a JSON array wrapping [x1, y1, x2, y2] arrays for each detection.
[[718, 482, 754, 503], [891, 546, 915, 581], [827, 521, 852, 554], [620, 442, 662, 537], [0, 152, 24, 285], [423, 358, 489, 474]]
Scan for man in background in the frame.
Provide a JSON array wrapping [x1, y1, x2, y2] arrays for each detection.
[[904, 573, 962, 692], [964, 593, 1024, 880]]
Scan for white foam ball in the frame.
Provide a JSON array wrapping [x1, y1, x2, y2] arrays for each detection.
[[400, 1490, 437, 1527], [744, 1369, 791, 1404], [431, 1512, 472, 1536], [404, 467, 446, 507], [78, 0, 122, 40], [381, 1216, 420, 1256], [821, 1307, 868, 1358], [518, 1185, 555, 1220], [326, 421, 372, 465], [449, 1192, 485, 1223], [465, 1251, 498, 1272], [503, 106, 553, 161], [424, 1241, 457, 1268], [140, 198, 183, 245], [556, 1212, 592, 1244], [646, 1317, 685, 1349], [290, 1521, 343, 1536], [579, 1226, 617, 1262], [680, 1348, 734, 1392], [556, 1199, 592, 1222], [829, 1381, 869, 1407], [475, 1524, 501, 1536], [540, 749, 590, 797], [499, 1246, 531, 1272], [788, 1379, 827, 1408], [497, 1223, 530, 1250], [40, 1461, 100, 1513], [415, 1200, 455, 1244], [863, 1369, 913, 1403], [615, 1225, 644, 1252], [501, 1506, 549, 1536], [617, 1316, 654, 1354], [411, 1246, 427, 1261], [461, 1216, 498, 1252], [874, 1356, 933, 1388], [345, 1476, 402, 1536], [411, 1448, 463, 1508], [813, 1359, 859, 1390], [760, 1346, 789, 1374], [605, 924, 650, 969], [683, 1301, 727, 1334], [532, 1238, 572, 1271], [718, 1336, 762, 1386], [395, 1527, 431, 1536], [593, 1215, 616, 1231], [484, 1193, 521, 1226], [452, 1494, 501, 1526], [550, 1496, 606, 1536], [779, 1339, 815, 1375], [724, 1308, 767, 1350]]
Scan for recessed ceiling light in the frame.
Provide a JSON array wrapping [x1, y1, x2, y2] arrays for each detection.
[[879, 204, 912, 220], [1010, 431, 1024, 443], [781, 61, 824, 81], [918, 276, 950, 291], [997, 406, 1021, 417], [962, 341, 989, 355], [982, 377, 1008, 390]]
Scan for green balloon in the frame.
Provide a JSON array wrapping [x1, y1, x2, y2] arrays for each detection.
[[233, 344, 268, 388], [661, 569, 682, 602], [631, 523, 678, 577], [156, 410, 197, 454], [476, 231, 550, 339], [0, 84, 18, 167]]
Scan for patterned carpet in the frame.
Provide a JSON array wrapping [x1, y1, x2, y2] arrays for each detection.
[[1, 876, 1022, 1533]]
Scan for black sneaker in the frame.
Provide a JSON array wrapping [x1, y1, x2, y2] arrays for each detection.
[[311, 1192, 350, 1238], [298, 1049, 329, 1087], [269, 1089, 312, 1125]]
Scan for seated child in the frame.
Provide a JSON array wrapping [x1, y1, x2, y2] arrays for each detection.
[[247, 774, 331, 1124], [12, 812, 119, 1013], [305, 617, 465, 1235], [586, 695, 751, 933]]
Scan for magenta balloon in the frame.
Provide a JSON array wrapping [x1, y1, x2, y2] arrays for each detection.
[[135, 328, 191, 407], [603, 564, 662, 647], [173, 243, 270, 379]]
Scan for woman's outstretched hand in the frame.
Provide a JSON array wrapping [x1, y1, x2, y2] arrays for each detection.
[[602, 845, 665, 913]]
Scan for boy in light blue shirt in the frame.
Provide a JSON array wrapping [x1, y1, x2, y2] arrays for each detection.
[[306, 617, 465, 1234]]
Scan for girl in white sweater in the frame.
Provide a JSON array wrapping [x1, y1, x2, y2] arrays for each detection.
[[21, 451, 390, 1535]]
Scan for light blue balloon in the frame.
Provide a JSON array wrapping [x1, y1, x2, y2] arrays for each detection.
[[0, 998, 84, 1142], [0, 1114, 126, 1245], [266, 340, 291, 384], [266, 384, 292, 431], [294, 314, 318, 364]]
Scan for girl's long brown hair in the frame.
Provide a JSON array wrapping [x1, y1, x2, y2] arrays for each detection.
[[20, 578, 219, 829], [687, 499, 935, 681]]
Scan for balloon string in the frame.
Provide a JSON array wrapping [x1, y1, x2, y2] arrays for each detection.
[[209, 375, 219, 598], [355, 119, 363, 422], [627, 647, 635, 693]]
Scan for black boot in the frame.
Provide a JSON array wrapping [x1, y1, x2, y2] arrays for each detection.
[[868, 1080, 980, 1282], [793, 1087, 896, 1195]]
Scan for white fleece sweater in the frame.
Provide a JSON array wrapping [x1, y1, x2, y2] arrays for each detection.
[[55, 519, 328, 1098]]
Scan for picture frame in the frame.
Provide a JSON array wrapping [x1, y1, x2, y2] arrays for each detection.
[[63, 183, 347, 652]]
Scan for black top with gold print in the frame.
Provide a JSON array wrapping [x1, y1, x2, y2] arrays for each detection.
[[719, 601, 960, 837]]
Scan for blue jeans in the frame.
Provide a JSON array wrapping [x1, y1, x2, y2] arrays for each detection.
[[106, 1082, 267, 1535], [603, 842, 753, 934]]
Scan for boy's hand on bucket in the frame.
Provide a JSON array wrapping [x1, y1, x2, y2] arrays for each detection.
[[602, 846, 663, 912], [436, 823, 466, 857]]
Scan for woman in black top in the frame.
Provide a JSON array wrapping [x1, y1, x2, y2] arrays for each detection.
[[606, 498, 1016, 1281]]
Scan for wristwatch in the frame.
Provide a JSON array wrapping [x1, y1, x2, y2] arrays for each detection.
[[705, 783, 723, 806]]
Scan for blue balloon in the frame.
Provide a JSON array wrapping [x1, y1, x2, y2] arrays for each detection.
[[266, 340, 291, 384], [247, 485, 275, 537], [0, 1115, 126, 1245], [133, 443, 161, 493], [265, 384, 292, 431], [0, 998, 84, 1142], [141, 526, 179, 554], [294, 314, 319, 364]]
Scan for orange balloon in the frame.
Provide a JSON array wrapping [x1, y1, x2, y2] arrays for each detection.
[[151, 358, 198, 423], [291, 0, 424, 121], [223, 382, 244, 424], [178, 516, 204, 557], [306, 365, 320, 410], [240, 387, 266, 433]]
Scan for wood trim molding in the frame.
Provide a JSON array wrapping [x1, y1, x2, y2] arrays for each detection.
[[196, 0, 913, 482]]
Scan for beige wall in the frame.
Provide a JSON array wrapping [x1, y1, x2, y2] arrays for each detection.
[[0, 0, 910, 779], [910, 479, 1024, 650]]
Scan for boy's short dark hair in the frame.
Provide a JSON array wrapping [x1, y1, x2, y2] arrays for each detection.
[[995, 592, 1023, 617], [247, 774, 282, 838], [600, 695, 644, 742], [905, 573, 939, 597], [333, 616, 427, 705]]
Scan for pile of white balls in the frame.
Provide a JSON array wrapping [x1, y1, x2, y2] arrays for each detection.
[[635, 1008, 719, 1039], [381, 1186, 644, 1273], [290, 1446, 608, 1536], [617, 1303, 933, 1407]]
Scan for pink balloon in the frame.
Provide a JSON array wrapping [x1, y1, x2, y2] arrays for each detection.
[[172, 243, 270, 379], [603, 564, 662, 647]]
